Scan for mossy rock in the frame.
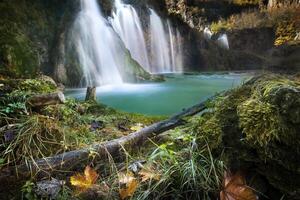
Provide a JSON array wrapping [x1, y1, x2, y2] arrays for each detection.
[[192, 74, 300, 199]]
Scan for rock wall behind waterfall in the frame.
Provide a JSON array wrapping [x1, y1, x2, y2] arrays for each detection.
[[0, 0, 80, 79]]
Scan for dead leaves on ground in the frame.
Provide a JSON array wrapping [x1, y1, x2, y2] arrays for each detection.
[[119, 172, 139, 200], [70, 165, 161, 199], [220, 172, 257, 200], [118, 167, 161, 199], [70, 166, 99, 193], [138, 168, 161, 182]]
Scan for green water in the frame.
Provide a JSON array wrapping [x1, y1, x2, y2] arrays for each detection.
[[65, 73, 250, 116]]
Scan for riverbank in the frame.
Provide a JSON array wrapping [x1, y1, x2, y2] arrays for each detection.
[[0, 72, 299, 199]]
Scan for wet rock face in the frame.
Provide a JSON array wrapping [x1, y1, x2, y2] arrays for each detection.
[[228, 27, 276, 53], [0, 0, 79, 78]]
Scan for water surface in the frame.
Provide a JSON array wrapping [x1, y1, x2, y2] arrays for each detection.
[[66, 73, 250, 116]]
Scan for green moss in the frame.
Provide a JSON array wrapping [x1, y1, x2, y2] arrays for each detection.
[[188, 74, 300, 198], [238, 99, 285, 146]]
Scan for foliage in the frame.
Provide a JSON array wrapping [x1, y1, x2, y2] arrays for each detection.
[[275, 21, 297, 46], [190, 74, 300, 198], [21, 180, 37, 200], [210, 2, 299, 46], [0, 78, 56, 116], [18, 79, 56, 94]]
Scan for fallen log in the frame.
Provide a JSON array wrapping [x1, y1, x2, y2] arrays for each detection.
[[27, 92, 66, 108], [0, 91, 223, 185]]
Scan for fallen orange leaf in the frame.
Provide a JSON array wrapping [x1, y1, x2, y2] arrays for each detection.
[[119, 178, 138, 200], [118, 172, 135, 185], [70, 166, 99, 193], [138, 168, 160, 182], [220, 172, 257, 200]]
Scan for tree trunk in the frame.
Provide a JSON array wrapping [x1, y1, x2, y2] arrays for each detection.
[[27, 92, 65, 108], [85, 86, 97, 101]]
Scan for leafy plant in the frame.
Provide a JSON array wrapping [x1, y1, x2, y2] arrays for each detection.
[[21, 180, 37, 200]]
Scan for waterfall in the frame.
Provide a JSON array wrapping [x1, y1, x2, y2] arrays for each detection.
[[167, 20, 183, 72], [204, 27, 212, 39], [149, 9, 183, 73], [71, 0, 124, 86], [110, 0, 150, 72], [217, 34, 230, 50]]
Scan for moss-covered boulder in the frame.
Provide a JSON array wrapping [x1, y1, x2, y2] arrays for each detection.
[[194, 74, 300, 199], [122, 50, 165, 83]]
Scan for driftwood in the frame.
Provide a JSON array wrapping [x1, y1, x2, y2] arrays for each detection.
[[0, 92, 222, 185], [85, 86, 96, 101], [27, 92, 66, 108]]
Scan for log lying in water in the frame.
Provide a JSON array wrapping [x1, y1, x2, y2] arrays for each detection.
[[0, 92, 222, 185], [27, 92, 65, 108]]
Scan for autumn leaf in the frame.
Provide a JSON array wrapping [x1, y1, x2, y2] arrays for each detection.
[[119, 179, 138, 200], [138, 168, 160, 182], [119, 172, 139, 199], [118, 172, 135, 185], [220, 171, 257, 200], [70, 166, 99, 192]]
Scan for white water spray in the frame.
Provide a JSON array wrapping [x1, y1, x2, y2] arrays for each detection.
[[71, 0, 124, 86], [217, 33, 230, 49], [110, 0, 151, 71], [149, 9, 183, 73], [204, 27, 213, 39]]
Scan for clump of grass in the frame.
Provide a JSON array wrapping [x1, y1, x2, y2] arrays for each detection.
[[1, 115, 65, 167], [131, 128, 225, 200]]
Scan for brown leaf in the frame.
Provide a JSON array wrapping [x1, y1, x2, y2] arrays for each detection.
[[119, 178, 138, 200], [220, 172, 257, 200], [138, 168, 160, 182], [70, 166, 99, 193], [118, 172, 135, 185]]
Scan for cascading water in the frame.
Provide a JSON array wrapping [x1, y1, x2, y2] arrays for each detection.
[[217, 34, 230, 49], [166, 21, 184, 72], [71, 0, 124, 86], [110, 0, 150, 71], [149, 9, 183, 73], [204, 27, 212, 39]]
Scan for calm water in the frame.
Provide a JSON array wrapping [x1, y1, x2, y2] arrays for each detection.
[[65, 73, 250, 116]]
